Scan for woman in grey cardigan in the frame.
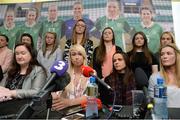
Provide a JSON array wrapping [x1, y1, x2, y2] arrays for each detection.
[[0, 43, 47, 101]]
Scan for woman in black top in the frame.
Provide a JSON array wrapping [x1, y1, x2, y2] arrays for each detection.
[[101, 51, 135, 105], [127, 32, 158, 89]]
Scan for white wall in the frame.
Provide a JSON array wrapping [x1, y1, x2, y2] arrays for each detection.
[[172, 1, 180, 49]]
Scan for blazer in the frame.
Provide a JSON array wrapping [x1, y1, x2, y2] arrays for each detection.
[[0, 66, 47, 99]]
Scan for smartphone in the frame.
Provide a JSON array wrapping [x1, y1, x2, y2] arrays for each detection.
[[113, 105, 123, 112], [61, 113, 84, 120]]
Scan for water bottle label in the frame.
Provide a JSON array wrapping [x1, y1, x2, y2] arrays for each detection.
[[154, 86, 167, 98]]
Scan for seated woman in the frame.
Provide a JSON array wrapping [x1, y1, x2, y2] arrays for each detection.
[[52, 44, 89, 110], [148, 43, 180, 107], [101, 51, 136, 105], [0, 43, 47, 101]]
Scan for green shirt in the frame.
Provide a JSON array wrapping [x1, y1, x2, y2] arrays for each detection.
[[40, 18, 64, 43], [95, 16, 132, 50], [20, 22, 42, 49], [134, 23, 163, 53], [0, 25, 20, 49]]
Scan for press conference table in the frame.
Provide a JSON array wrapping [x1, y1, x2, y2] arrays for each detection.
[[0, 98, 134, 119], [3, 98, 179, 119]]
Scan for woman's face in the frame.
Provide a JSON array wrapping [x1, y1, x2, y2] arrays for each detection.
[[161, 46, 176, 67], [141, 9, 152, 23], [48, 6, 57, 21], [134, 34, 145, 47], [70, 50, 84, 67], [21, 36, 32, 45], [107, 1, 119, 17], [15, 45, 32, 67], [27, 11, 36, 23], [161, 33, 173, 46], [5, 12, 14, 24], [45, 33, 55, 46], [113, 53, 126, 73], [75, 21, 86, 34], [103, 28, 113, 42], [73, 4, 83, 18]]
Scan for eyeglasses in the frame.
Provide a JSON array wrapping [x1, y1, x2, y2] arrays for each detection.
[[76, 24, 85, 28]]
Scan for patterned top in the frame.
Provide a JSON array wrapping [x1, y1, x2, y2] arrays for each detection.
[[63, 39, 93, 65], [100, 73, 135, 105]]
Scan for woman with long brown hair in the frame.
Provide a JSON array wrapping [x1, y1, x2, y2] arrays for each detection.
[[0, 43, 46, 101], [127, 32, 158, 86], [63, 19, 93, 65]]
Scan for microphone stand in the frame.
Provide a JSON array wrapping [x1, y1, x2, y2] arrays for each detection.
[[16, 85, 55, 119], [107, 90, 116, 119]]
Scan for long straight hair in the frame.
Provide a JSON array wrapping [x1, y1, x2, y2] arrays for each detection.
[[130, 31, 152, 64], [42, 32, 58, 58], [111, 51, 134, 85], [160, 43, 180, 87], [95, 27, 115, 64], [71, 19, 87, 46]]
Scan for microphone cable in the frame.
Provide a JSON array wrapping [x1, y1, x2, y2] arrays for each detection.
[[106, 90, 116, 119]]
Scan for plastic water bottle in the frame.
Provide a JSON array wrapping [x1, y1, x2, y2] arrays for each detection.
[[85, 76, 98, 118], [154, 77, 168, 119]]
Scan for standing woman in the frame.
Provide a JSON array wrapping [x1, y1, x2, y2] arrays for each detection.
[[52, 45, 89, 110], [154, 31, 176, 64], [148, 43, 180, 107], [63, 19, 93, 65], [93, 27, 122, 80], [0, 43, 46, 101], [134, 6, 163, 53], [37, 32, 63, 77], [20, 8, 42, 49], [101, 51, 135, 105], [127, 32, 158, 82]]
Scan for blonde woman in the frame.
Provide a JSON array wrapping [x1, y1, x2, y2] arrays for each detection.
[[148, 43, 180, 107], [52, 44, 89, 110], [37, 32, 62, 77]]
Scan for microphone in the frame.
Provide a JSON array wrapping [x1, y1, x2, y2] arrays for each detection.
[[135, 68, 154, 116], [41, 60, 69, 91], [81, 65, 112, 91]]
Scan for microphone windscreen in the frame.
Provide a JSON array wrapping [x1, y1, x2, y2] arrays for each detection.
[[50, 60, 68, 77], [81, 65, 94, 77], [135, 68, 149, 87], [54, 72, 71, 91]]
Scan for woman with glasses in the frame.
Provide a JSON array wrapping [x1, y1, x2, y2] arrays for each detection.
[[0, 43, 46, 102], [63, 19, 93, 65]]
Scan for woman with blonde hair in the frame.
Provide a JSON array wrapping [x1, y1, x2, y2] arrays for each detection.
[[155, 31, 176, 65], [37, 32, 62, 77], [52, 44, 89, 110], [148, 43, 180, 107]]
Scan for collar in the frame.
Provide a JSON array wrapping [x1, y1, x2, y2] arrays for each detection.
[[25, 21, 36, 27], [141, 21, 154, 28], [4, 22, 15, 30]]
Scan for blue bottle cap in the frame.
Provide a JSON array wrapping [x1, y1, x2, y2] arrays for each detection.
[[90, 76, 96, 83], [157, 78, 164, 85]]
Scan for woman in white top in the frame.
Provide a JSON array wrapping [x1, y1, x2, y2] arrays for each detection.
[[148, 43, 180, 107], [52, 44, 89, 110]]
